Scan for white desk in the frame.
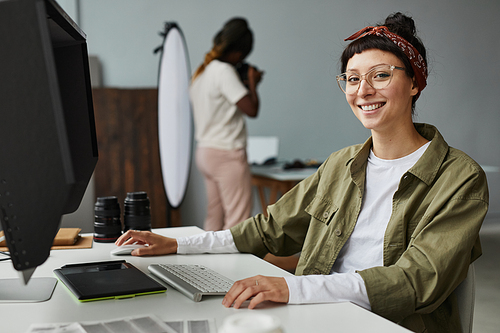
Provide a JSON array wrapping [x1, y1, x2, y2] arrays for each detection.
[[0, 227, 409, 332]]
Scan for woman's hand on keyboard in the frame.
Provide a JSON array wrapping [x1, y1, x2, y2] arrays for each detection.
[[115, 230, 178, 256], [222, 275, 289, 309]]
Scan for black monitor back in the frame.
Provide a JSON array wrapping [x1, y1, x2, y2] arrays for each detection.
[[0, 0, 98, 272]]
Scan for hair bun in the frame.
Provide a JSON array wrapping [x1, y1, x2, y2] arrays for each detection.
[[214, 18, 249, 45], [383, 12, 416, 41]]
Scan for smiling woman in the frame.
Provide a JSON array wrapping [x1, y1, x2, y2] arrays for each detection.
[[115, 12, 489, 333], [342, 49, 423, 156], [341, 14, 428, 110]]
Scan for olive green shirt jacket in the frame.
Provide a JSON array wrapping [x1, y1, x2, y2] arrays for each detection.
[[231, 123, 488, 333]]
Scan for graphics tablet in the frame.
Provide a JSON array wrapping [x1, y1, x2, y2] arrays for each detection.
[[54, 260, 166, 302]]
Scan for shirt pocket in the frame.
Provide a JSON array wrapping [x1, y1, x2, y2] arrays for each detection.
[[305, 195, 339, 225]]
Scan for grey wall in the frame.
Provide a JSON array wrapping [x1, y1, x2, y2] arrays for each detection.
[[61, 0, 500, 230]]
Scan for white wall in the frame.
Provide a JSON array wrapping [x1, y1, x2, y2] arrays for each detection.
[[63, 0, 500, 229]]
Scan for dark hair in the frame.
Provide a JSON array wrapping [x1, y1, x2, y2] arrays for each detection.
[[340, 13, 427, 111], [215, 17, 253, 59], [192, 17, 253, 81]]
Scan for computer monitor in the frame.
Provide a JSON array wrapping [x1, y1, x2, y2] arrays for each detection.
[[0, 0, 98, 287]]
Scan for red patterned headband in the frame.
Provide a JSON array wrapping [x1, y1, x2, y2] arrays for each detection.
[[345, 26, 427, 97]]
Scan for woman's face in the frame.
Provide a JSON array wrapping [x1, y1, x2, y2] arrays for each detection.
[[345, 49, 418, 133]]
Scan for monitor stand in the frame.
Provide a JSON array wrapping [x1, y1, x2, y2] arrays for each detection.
[[0, 277, 57, 302]]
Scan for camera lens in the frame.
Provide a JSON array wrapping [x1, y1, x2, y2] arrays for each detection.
[[123, 191, 152, 232], [94, 196, 122, 243], [236, 62, 258, 88]]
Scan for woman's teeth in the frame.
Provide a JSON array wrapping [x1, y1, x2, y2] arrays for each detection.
[[360, 103, 383, 111]]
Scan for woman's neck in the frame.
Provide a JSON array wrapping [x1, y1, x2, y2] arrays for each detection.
[[371, 123, 429, 160]]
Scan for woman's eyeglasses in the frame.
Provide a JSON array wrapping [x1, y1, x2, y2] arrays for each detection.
[[336, 65, 405, 94]]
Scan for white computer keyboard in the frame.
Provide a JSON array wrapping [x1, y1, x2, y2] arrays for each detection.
[[148, 264, 234, 302]]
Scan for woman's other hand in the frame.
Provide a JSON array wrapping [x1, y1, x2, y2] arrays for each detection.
[[222, 275, 289, 309], [247, 65, 263, 89], [115, 230, 177, 256], [237, 65, 263, 118]]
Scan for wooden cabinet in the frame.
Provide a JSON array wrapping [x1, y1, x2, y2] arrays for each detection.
[[92, 88, 180, 228]]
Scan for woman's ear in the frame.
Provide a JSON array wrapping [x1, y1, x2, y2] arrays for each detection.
[[410, 76, 419, 97]]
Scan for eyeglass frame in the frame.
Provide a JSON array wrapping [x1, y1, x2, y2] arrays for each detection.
[[336, 65, 405, 94]]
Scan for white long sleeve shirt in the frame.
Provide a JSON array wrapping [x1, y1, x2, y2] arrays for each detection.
[[177, 142, 429, 309]]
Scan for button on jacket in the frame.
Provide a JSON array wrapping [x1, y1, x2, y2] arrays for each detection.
[[231, 123, 488, 333]]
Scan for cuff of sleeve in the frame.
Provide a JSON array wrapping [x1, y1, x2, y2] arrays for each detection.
[[284, 273, 371, 310], [176, 236, 191, 254], [358, 266, 414, 322], [283, 276, 299, 304], [230, 218, 269, 258], [176, 230, 238, 254]]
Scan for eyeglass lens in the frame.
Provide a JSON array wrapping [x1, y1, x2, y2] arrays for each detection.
[[337, 65, 397, 94]]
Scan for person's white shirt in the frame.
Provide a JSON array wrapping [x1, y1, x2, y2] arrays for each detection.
[[177, 142, 430, 309], [190, 59, 249, 151]]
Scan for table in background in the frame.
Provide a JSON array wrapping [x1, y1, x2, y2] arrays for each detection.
[[251, 165, 316, 216], [0, 227, 410, 333]]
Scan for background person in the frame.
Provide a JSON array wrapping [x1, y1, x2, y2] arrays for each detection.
[[190, 17, 263, 231], [117, 12, 488, 333]]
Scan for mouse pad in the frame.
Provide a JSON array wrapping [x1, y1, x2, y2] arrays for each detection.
[[54, 260, 166, 302]]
